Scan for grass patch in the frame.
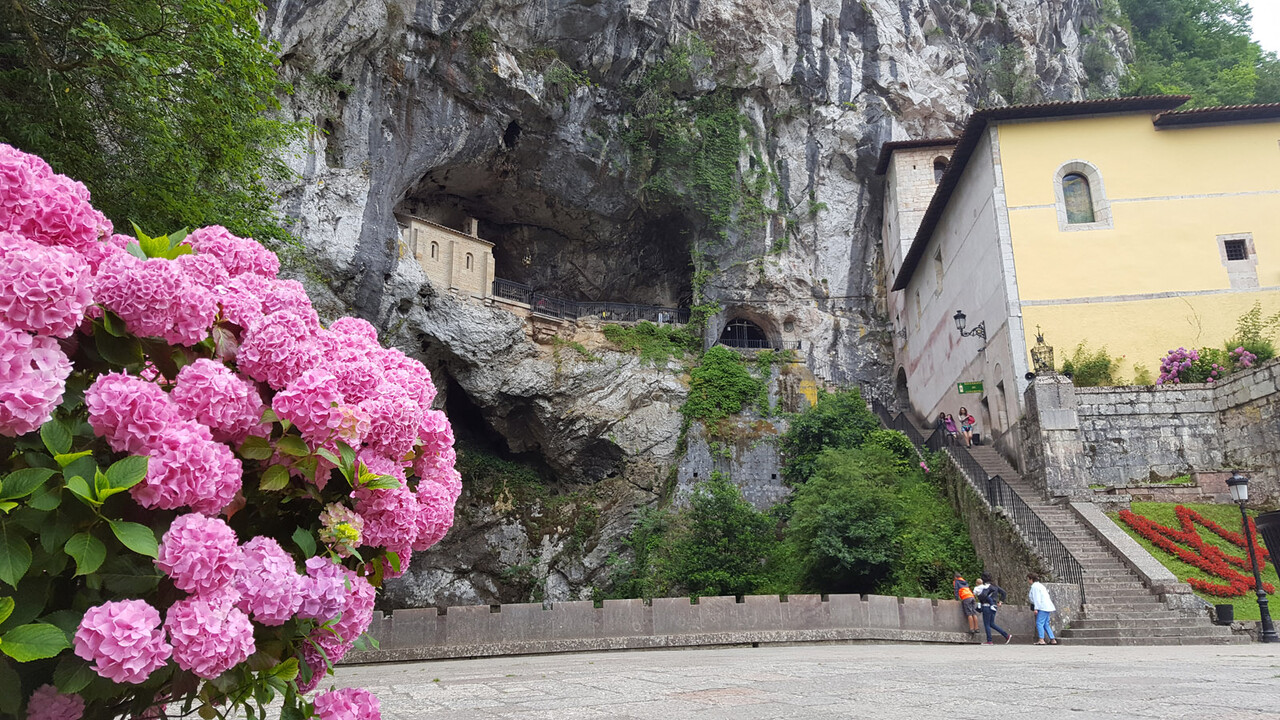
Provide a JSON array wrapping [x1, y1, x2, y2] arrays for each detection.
[[1111, 501, 1278, 621], [602, 321, 699, 365]]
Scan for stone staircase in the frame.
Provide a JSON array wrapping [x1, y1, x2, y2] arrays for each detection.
[[961, 444, 1246, 645]]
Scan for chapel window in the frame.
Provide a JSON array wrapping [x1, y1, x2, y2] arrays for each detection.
[[430, 241, 439, 260], [465, 252, 474, 271], [1062, 173, 1095, 224], [933, 157, 947, 183]]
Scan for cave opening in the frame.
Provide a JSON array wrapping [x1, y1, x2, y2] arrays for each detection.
[[717, 318, 771, 349], [396, 163, 694, 308], [502, 121, 521, 149], [441, 374, 558, 486]]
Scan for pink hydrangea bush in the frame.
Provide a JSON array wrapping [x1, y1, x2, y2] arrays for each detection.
[[1157, 346, 1260, 385], [0, 144, 460, 719]]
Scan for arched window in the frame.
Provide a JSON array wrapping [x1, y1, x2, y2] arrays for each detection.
[[1062, 173, 1095, 224], [465, 252, 473, 271], [1053, 160, 1112, 231], [429, 241, 438, 260], [933, 157, 948, 184], [717, 319, 771, 349]]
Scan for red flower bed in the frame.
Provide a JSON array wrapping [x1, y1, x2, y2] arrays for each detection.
[[1117, 505, 1275, 598]]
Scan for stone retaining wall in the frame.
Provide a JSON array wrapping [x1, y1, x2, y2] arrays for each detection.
[[1019, 360, 1280, 504], [345, 594, 1043, 663]]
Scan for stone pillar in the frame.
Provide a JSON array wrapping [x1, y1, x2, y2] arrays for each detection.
[[1021, 375, 1090, 500]]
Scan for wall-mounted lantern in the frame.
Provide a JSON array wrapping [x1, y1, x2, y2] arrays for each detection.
[[1031, 326, 1055, 374], [953, 309, 986, 343]]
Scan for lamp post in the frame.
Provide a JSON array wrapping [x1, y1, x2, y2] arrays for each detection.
[[953, 310, 986, 343], [1227, 472, 1278, 642]]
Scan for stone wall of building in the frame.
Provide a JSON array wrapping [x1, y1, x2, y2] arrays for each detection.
[[345, 592, 1042, 663], [1021, 360, 1280, 505], [399, 216, 495, 300]]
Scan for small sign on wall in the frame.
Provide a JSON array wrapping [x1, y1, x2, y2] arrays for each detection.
[[957, 381, 984, 394]]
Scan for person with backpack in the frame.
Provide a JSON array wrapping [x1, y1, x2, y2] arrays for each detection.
[[953, 573, 980, 635], [972, 573, 1012, 645]]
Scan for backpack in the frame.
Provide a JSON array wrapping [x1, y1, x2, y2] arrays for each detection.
[[977, 585, 996, 605]]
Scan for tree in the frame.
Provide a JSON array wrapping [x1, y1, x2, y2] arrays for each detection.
[[778, 388, 879, 485], [0, 0, 302, 245], [1117, 0, 1280, 105], [664, 474, 776, 597]]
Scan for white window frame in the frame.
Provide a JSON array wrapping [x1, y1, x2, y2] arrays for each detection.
[[1053, 159, 1113, 232]]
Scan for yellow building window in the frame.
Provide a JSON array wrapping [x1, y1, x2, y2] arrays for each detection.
[[1062, 173, 1095, 224]]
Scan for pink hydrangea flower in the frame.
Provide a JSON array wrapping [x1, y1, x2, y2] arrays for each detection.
[[0, 147, 112, 253], [380, 348, 437, 409], [353, 485, 419, 556], [164, 594, 255, 679], [413, 479, 456, 551], [236, 536, 303, 625], [133, 422, 242, 514], [85, 372, 179, 453], [273, 368, 346, 444], [0, 144, 53, 231], [95, 256, 215, 345], [359, 384, 422, 459], [296, 556, 349, 621], [185, 225, 279, 278], [329, 316, 380, 344], [261, 278, 320, 329], [171, 359, 265, 444], [314, 687, 381, 720], [215, 273, 269, 330], [307, 567, 376, 665], [357, 449, 406, 485], [320, 347, 384, 404], [0, 233, 94, 337], [156, 513, 244, 595], [25, 684, 84, 720], [73, 600, 172, 684], [174, 252, 231, 291], [0, 322, 71, 437], [236, 310, 321, 390]]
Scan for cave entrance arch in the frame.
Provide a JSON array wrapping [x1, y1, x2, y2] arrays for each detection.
[[718, 319, 771, 350], [894, 367, 909, 411]]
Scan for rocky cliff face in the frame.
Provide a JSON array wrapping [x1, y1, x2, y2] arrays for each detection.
[[262, 0, 1127, 605]]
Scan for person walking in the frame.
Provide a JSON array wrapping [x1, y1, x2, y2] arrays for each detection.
[[954, 573, 980, 635], [943, 414, 959, 447], [958, 407, 976, 448], [1027, 573, 1058, 645], [973, 573, 1012, 645]]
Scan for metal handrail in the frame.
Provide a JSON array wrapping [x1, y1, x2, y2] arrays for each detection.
[[872, 400, 1086, 602], [717, 339, 803, 350]]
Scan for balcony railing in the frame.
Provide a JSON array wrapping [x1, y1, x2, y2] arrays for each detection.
[[717, 338, 803, 350]]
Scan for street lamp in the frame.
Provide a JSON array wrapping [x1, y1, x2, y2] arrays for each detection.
[[953, 310, 986, 343], [1227, 472, 1278, 642]]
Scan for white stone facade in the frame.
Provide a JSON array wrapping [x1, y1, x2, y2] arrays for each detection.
[[398, 215, 495, 301]]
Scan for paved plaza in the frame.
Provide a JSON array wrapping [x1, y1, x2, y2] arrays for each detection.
[[337, 643, 1280, 719]]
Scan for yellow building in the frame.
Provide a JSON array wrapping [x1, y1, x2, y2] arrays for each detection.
[[880, 96, 1280, 458]]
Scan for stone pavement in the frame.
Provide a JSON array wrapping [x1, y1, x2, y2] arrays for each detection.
[[336, 643, 1280, 719]]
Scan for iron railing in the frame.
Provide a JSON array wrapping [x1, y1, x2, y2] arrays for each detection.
[[872, 400, 1085, 601], [492, 279, 689, 324], [718, 338, 804, 350]]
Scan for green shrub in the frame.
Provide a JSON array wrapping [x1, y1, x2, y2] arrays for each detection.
[[863, 429, 917, 471], [604, 507, 674, 600], [663, 473, 778, 597], [602, 321, 699, 364], [1061, 341, 1119, 386], [1226, 302, 1277, 362], [778, 388, 879, 485], [681, 345, 765, 423], [787, 447, 901, 592], [1132, 363, 1155, 385]]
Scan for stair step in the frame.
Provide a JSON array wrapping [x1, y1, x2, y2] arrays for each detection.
[[1071, 618, 1214, 630], [1053, 635, 1250, 646], [1062, 626, 1234, 639]]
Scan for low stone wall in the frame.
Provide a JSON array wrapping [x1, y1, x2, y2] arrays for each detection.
[[1020, 360, 1280, 504], [345, 594, 1042, 663]]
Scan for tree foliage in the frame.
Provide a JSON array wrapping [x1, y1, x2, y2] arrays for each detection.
[[1117, 0, 1280, 105], [0, 0, 302, 244], [680, 346, 766, 424], [778, 388, 879, 485], [663, 474, 776, 597]]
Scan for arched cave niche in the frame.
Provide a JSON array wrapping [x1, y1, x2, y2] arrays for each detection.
[[894, 366, 909, 411], [396, 163, 693, 308], [717, 318, 771, 349]]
